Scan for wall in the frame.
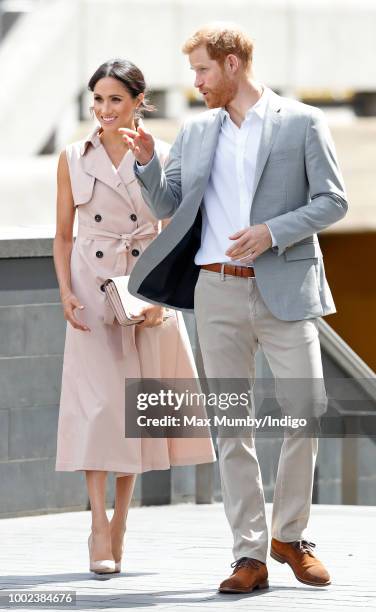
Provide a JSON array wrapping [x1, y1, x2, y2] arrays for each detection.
[[320, 232, 376, 372], [1, 241, 375, 517]]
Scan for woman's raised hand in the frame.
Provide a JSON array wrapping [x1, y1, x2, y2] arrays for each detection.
[[61, 292, 91, 332], [118, 119, 155, 166]]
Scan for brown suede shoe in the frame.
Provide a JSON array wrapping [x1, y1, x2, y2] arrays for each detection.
[[271, 538, 331, 586], [218, 557, 269, 594]]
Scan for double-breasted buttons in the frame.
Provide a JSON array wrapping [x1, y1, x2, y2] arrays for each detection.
[[130, 213, 137, 222], [100, 283, 106, 292], [96, 250, 103, 258], [131, 248, 139, 257], [94, 214, 102, 222]]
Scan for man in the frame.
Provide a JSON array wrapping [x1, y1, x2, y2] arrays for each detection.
[[122, 23, 347, 593]]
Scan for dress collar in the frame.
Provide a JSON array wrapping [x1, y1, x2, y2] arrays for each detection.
[[79, 124, 137, 187], [79, 125, 102, 156]]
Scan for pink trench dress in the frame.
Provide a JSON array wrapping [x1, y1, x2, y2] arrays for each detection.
[[55, 127, 216, 476]]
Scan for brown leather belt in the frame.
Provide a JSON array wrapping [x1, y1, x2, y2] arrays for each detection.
[[201, 263, 255, 278]]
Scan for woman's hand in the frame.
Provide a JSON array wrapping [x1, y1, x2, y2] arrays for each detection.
[[136, 304, 164, 329], [61, 292, 91, 332]]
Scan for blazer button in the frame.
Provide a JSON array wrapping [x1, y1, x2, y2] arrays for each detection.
[[95, 214, 102, 222], [130, 213, 137, 222], [100, 283, 106, 292], [131, 248, 139, 257], [96, 250, 103, 258]]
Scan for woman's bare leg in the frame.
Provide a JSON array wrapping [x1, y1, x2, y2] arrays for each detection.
[[85, 470, 113, 561], [110, 475, 137, 562]]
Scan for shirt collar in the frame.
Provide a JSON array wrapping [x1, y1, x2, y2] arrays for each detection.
[[220, 85, 269, 125]]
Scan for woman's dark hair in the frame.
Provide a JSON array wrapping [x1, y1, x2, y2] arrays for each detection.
[[88, 58, 155, 118]]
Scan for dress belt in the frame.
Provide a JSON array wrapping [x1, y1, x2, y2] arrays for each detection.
[[77, 221, 158, 254], [77, 222, 158, 332], [201, 263, 255, 278]]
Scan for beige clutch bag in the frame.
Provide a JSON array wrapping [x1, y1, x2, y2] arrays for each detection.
[[103, 275, 149, 326]]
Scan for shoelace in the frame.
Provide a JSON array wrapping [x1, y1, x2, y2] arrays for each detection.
[[292, 540, 316, 556], [231, 557, 263, 571]]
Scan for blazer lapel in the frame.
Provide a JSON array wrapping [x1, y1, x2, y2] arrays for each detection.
[[194, 110, 223, 198], [252, 92, 282, 200]]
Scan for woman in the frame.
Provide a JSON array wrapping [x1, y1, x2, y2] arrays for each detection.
[[54, 58, 215, 574]]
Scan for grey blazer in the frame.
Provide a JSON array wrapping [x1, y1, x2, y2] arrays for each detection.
[[129, 89, 348, 321]]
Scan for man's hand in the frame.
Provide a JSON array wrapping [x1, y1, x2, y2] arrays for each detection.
[[225, 224, 272, 263], [119, 119, 155, 166], [135, 304, 164, 329]]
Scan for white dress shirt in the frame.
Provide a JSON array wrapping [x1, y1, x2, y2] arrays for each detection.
[[195, 86, 275, 267], [137, 86, 276, 267]]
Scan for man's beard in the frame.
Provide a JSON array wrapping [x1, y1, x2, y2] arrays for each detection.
[[203, 75, 238, 109]]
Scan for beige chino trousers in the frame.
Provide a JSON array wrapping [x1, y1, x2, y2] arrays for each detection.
[[194, 269, 326, 564]]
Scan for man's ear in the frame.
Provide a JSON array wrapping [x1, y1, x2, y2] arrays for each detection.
[[226, 54, 240, 73]]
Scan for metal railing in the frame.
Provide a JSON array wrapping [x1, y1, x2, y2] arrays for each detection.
[[192, 318, 376, 506]]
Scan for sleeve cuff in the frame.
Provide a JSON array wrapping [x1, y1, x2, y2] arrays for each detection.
[[136, 153, 155, 173], [264, 223, 277, 248]]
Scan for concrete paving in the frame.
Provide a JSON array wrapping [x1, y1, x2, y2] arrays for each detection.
[[0, 502, 375, 611]]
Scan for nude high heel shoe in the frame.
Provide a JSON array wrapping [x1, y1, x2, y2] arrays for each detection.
[[88, 533, 116, 574], [111, 529, 126, 573], [113, 538, 125, 573]]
